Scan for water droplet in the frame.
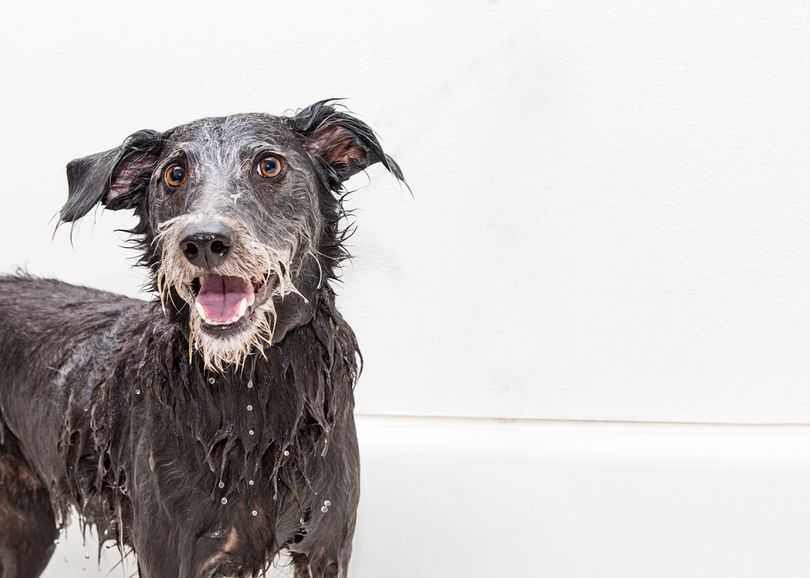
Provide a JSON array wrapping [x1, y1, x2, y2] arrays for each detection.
[[251, 510, 258, 517], [218, 481, 225, 489], [247, 404, 253, 411], [324, 500, 332, 507], [135, 389, 141, 395], [248, 479, 254, 486], [248, 429, 255, 436], [220, 497, 228, 505], [54, 538, 60, 545], [208, 377, 216, 385], [247, 380, 254, 389], [321, 505, 329, 513], [283, 450, 290, 457]]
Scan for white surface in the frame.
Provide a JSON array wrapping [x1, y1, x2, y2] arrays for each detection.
[[46, 416, 810, 578], [0, 1, 808, 423]]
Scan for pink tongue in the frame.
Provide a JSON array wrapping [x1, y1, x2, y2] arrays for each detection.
[[196, 275, 253, 323]]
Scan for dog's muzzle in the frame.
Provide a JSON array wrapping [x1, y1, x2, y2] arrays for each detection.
[[172, 222, 274, 333]]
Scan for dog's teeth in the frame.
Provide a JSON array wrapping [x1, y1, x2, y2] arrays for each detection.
[[238, 297, 248, 317], [195, 301, 208, 321]]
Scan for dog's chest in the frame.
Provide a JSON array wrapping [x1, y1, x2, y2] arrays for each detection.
[[125, 361, 320, 527]]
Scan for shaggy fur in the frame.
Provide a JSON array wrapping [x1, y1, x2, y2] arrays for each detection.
[[0, 101, 404, 578]]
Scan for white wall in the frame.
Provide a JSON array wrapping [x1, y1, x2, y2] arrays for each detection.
[[1, 0, 809, 576], [2, 0, 809, 425]]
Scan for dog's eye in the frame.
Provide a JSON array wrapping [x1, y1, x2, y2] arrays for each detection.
[[257, 156, 283, 178], [164, 164, 186, 187]]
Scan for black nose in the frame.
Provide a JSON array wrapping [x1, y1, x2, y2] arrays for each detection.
[[179, 223, 235, 268]]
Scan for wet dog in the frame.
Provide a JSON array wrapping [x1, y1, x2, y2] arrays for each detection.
[[0, 101, 404, 577]]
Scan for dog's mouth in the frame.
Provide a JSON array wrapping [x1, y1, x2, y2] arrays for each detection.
[[191, 274, 274, 333]]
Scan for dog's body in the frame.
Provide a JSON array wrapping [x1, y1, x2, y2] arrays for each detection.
[[0, 102, 403, 578]]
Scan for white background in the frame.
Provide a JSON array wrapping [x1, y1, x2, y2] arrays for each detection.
[[1, 0, 809, 576]]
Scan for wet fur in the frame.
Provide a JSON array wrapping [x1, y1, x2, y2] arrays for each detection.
[[0, 101, 405, 577], [154, 215, 303, 371]]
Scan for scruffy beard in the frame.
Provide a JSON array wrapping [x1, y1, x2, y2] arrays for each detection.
[[154, 216, 305, 372]]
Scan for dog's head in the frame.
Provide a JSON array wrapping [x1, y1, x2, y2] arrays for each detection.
[[60, 101, 404, 370]]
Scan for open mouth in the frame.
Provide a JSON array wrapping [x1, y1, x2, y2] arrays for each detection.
[[192, 274, 273, 333]]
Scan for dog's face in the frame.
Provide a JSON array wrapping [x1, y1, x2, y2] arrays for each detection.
[[60, 102, 403, 370]]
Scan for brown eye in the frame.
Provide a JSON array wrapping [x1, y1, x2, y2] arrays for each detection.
[[257, 155, 283, 178], [164, 164, 186, 187]]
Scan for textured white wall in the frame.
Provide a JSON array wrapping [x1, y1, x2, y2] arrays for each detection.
[[1, 0, 809, 427]]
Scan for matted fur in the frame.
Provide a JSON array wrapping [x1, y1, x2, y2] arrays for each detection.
[[0, 101, 405, 578], [154, 215, 306, 371]]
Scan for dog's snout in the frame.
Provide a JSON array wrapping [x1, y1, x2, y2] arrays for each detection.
[[179, 223, 235, 268]]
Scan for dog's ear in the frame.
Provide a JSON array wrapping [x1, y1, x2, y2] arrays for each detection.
[[291, 100, 406, 185], [60, 129, 163, 222]]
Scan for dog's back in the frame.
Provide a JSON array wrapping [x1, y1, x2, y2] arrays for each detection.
[[0, 274, 146, 461], [0, 275, 149, 577]]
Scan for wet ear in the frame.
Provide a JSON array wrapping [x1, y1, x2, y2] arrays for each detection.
[[60, 129, 162, 223], [291, 100, 406, 184]]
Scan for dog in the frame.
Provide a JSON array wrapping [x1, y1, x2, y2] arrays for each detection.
[[0, 101, 404, 578]]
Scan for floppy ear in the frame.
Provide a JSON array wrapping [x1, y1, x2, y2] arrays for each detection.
[[291, 100, 406, 185], [60, 129, 162, 223]]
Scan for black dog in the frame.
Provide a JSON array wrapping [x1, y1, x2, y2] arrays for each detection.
[[0, 101, 404, 578]]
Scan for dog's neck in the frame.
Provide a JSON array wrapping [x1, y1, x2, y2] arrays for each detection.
[[160, 286, 355, 478], [148, 282, 357, 416]]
